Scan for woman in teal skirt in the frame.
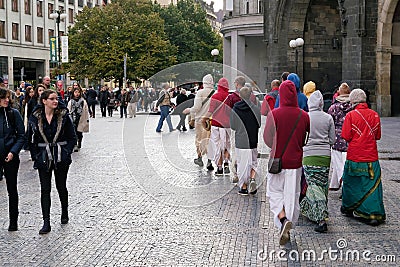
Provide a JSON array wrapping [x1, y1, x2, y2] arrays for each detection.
[[341, 89, 386, 226]]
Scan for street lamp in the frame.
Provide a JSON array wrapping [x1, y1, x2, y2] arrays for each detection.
[[211, 49, 219, 62], [211, 49, 219, 80], [50, 9, 67, 67], [289, 37, 304, 74]]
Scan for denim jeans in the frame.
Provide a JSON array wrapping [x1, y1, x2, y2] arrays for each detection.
[[156, 105, 173, 132]]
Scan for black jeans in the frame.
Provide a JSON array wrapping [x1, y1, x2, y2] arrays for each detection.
[[108, 106, 114, 117], [120, 106, 127, 118], [38, 164, 69, 220], [2, 157, 20, 222], [100, 102, 107, 117]]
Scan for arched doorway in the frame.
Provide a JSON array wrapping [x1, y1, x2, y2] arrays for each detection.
[[303, 0, 342, 93], [391, 2, 400, 116]]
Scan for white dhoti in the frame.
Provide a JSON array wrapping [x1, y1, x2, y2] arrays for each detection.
[[230, 129, 237, 176], [236, 148, 258, 189], [209, 126, 231, 166], [329, 149, 347, 189], [267, 168, 302, 229]]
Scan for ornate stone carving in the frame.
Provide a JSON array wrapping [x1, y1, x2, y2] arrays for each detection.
[[338, 0, 347, 37], [273, 0, 286, 43], [356, 0, 367, 37]]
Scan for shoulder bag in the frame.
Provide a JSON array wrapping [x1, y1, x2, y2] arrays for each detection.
[[269, 110, 302, 174]]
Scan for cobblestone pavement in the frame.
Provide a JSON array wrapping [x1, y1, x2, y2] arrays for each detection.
[[0, 111, 399, 266]]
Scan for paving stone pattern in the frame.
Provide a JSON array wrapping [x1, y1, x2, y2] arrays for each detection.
[[0, 112, 399, 266]]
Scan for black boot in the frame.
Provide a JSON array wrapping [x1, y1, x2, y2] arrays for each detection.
[[61, 209, 69, 224], [8, 217, 18, 232], [39, 219, 51, 234]]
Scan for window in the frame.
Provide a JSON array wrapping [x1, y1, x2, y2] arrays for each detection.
[[0, 0, 4, 9], [12, 23, 19, 40], [37, 27, 44, 43], [24, 0, 31, 14], [78, 0, 84, 7], [12, 0, 18, 12], [245, 1, 249, 14], [69, 8, 74, 23], [60, 31, 65, 36], [48, 29, 54, 40], [37, 1, 43, 17], [48, 3, 54, 19], [258, 0, 263, 13], [25, 25, 32, 42], [69, 0, 74, 4], [0, 21, 5, 38]]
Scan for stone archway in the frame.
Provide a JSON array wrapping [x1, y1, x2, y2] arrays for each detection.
[[376, 0, 400, 116]]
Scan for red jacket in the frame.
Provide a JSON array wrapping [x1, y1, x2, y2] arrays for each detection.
[[341, 103, 381, 162], [261, 87, 279, 115], [209, 78, 230, 127], [264, 81, 310, 169]]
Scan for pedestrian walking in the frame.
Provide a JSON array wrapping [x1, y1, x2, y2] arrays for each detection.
[[98, 86, 109, 117], [175, 89, 188, 131], [340, 89, 386, 226], [67, 85, 89, 152], [226, 76, 246, 182], [28, 90, 77, 234], [204, 78, 231, 175], [300, 90, 335, 233], [86, 86, 98, 118], [183, 75, 215, 168], [119, 89, 129, 118], [155, 83, 174, 133], [127, 86, 139, 118], [261, 79, 280, 116], [264, 80, 310, 245], [327, 82, 352, 191], [274, 73, 309, 112], [107, 87, 116, 117], [230, 86, 261, 195], [0, 88, 26, 231]]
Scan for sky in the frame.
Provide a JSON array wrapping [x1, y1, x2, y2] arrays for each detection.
[[206, 0, 223, 11]]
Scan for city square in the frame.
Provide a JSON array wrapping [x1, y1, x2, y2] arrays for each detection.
[[0, 113, 398, 266]]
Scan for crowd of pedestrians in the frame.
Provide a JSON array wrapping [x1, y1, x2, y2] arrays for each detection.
[[153, 72, 386, 246], [0, 73, 387, 248]]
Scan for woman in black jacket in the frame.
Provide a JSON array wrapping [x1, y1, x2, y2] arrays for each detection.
[[28, 90, 77, 234], [0, 88, 26, 231]]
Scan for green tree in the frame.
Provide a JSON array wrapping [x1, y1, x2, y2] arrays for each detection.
[[156, 0, 223, 64], [66, 0, 177, 83]]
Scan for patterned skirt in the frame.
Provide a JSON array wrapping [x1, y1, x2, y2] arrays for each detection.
[[300, 165, 330, 223]]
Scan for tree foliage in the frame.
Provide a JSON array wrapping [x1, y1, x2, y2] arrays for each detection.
[[156, 0, 222, 64], [67, 0, 177, 82], [66, 0, 222, 83]]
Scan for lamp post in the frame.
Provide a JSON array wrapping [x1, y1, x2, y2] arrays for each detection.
[[289, 38, 304, 74], [50, 9, 67, 68], [211, 49, 219, 80]]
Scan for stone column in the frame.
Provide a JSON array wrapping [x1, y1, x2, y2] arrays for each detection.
[[376, 46, 392, 117]]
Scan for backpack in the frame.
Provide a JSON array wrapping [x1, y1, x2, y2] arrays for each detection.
[[268, 90, 279, 100]]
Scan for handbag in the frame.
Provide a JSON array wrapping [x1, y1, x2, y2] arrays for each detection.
[[268, 111, 302, 174]]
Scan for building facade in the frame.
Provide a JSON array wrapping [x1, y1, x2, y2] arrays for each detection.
[[220, 0, 266, 90], [222, 0, 400, 116], [0, 0, 105, 89]]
